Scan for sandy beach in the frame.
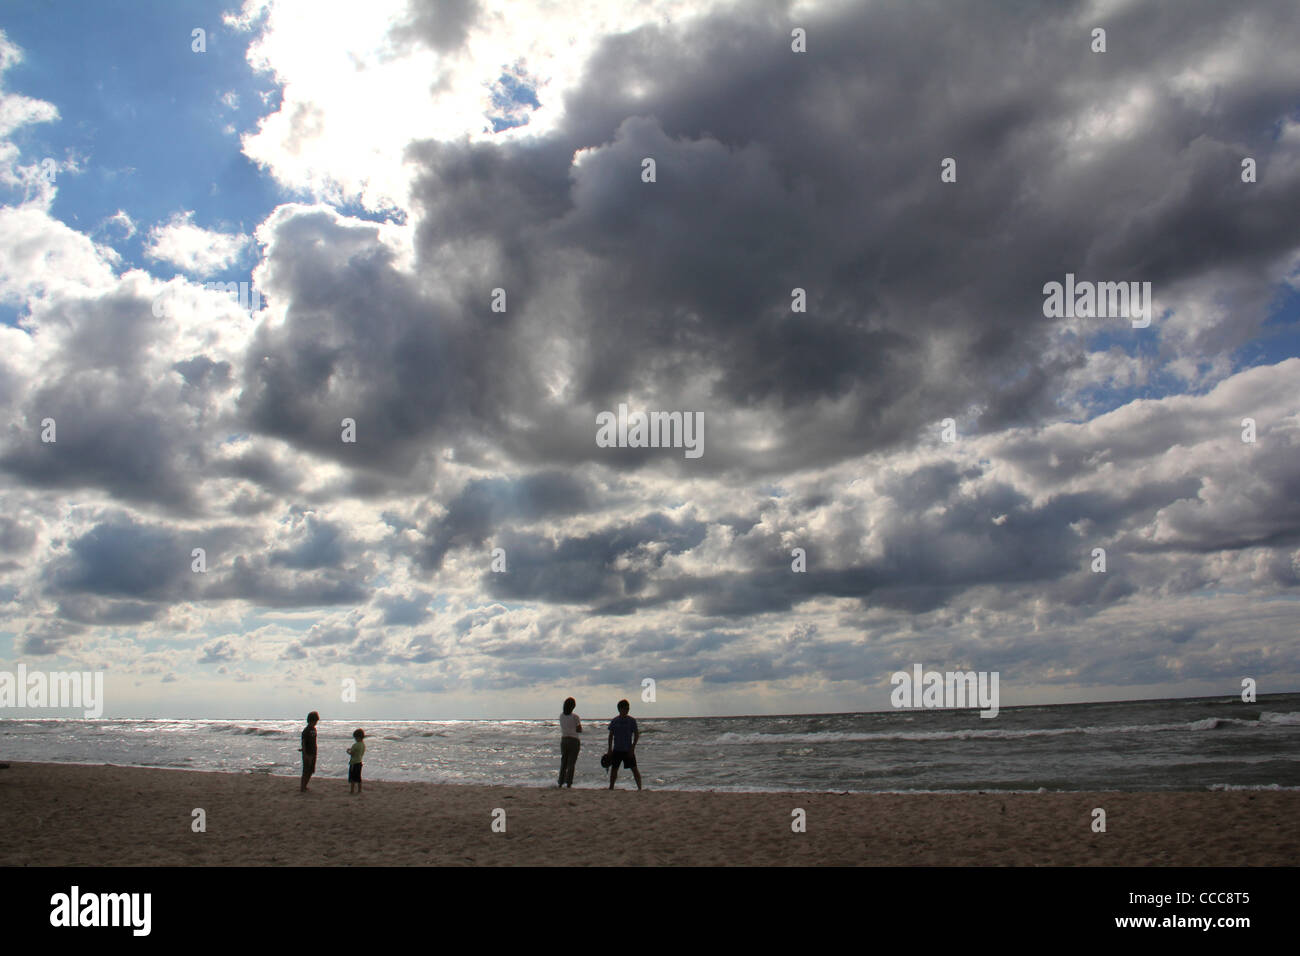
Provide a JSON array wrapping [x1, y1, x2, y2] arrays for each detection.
[[0, 761, 1296, 866]]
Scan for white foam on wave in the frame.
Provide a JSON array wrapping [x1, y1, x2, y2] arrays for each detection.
[[1261, 711, 1300, 725], [715, 716, 1271, 745], [217, 726, 287, 736]]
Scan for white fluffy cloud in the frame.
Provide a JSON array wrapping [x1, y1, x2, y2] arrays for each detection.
[[144, 211, 251, 275]]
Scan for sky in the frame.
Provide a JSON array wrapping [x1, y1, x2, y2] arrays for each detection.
[[0, 0, 1297, 720]]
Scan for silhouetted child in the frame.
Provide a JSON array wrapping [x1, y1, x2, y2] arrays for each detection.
[[347, 728, 365, 794]]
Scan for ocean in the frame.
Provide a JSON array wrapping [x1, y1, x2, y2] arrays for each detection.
[[2, 693, 1297, 793]]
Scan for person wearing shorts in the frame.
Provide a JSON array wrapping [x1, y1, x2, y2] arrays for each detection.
[[606, 699, 642, 790], [347, 728, 365, 794]]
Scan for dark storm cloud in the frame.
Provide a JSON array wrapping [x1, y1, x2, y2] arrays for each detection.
[[211, 445, 303, 497], [269, 511, 349, 570], [395, 0, 1300, 472], [40, 514, 369, 612], [389, 0, 481, 54], [416, 470, 594, 569], [55, 595, 162, 626], [172, 355, 232, 391], [225, 0, 1300, 600], [237, 205, 528, 482], [480, 513, 708, 605], [203, 554, 369, 608], [474, 459, 1226, 618], [376, 589, 433, 626], [18, 619, 86, 656], [0, 285, 240, 513], [0, 378, 204, 512], [47, 519, 199, 601]]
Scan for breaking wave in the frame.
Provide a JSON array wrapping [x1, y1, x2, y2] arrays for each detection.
[[716, 714, 1289, 745]]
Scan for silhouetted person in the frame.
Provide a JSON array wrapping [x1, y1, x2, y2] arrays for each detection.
[[607, 699, 642, 790], [299, 711, 319, 792], [347, 728, 365, 794], [558, 697, 582, 787]]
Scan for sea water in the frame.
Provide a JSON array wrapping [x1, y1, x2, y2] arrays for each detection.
[[2, 693, 1296, 792]]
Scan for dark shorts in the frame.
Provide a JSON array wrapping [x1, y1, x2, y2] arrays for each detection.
[[302, 754, 317, 775], [609, 750, 636, 770], [348, 763, 362, 783]]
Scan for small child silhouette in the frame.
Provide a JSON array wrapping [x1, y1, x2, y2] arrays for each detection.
[[346, 729, 366, 794]]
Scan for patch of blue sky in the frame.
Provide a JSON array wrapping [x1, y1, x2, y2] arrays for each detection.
[[486, 66, 539, 133], [1059, 323, 1167, 418], [1075, 320, 1163, 363], [1067, 368, 1193, 420], [1066, 285, 1300, 418], [1232, 284, 1300, 369], [331, 196, 407, 226], [2, 2, 284, 276]]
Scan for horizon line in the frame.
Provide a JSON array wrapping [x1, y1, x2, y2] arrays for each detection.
[[6, 688, 1293, 723]]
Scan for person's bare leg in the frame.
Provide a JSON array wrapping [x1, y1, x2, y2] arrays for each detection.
[[608, 763, 619, 790], [632, 767, 642, 790]]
